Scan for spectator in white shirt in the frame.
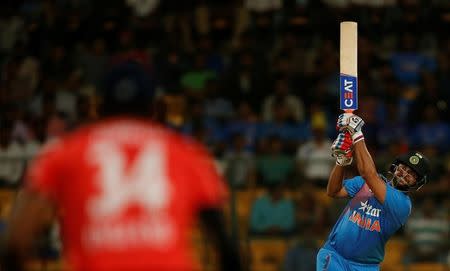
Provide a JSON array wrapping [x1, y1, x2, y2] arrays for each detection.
[[245, 0, 282, 13], [0, 122, 25, 188], [296, 113, 334, 188], [262, 75, 305, 123]]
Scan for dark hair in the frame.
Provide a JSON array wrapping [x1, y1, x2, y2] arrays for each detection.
[[100, 61, 155, 117]]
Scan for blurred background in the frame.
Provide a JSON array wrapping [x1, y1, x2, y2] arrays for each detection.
[[0, 0, 449, 270]]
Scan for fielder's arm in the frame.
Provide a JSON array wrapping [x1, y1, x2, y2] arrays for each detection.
[[199, 208, 242, 271], [353, 140, 387, 203], [1, 190, 56, 271]]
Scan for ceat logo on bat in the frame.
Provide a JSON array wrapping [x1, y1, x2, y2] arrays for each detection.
[[340, 74, 358, 111]]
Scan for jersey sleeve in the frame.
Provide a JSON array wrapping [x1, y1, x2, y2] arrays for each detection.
[[188, 143, 229, 209], [383, 185, 411, 227], [24, 139, 65, 202], [343, 176, 365, 198]]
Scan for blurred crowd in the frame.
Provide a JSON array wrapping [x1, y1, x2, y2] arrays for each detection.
[[0, 0, 449, 269]]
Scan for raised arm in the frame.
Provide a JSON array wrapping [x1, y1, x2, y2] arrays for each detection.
[[327, 165, 349, 198], [337, 113, 387, 203], [327, 132, 354, 198], [353, 140, 387, 203]]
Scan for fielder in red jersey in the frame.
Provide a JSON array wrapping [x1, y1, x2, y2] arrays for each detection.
[[1, 61, 242, 271]]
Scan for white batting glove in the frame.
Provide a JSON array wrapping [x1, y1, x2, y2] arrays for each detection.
[[335, 154, 353, 166], [331, 131, 353, 166], [336, 113, 365, 143]]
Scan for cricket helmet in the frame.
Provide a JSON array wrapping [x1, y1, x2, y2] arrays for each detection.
[[389, 151, 430, 191]]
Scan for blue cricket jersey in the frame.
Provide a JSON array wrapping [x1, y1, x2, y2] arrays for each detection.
[[323, 176, 411, 264]]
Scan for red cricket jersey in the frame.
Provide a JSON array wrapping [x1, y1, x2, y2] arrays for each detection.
[[25, 118, 228, 271]]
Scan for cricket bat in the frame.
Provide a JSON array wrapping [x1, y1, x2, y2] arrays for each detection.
[[340, 21, 358, 113]]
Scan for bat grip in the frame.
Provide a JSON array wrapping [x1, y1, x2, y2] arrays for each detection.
[[343, 109, 354, 114], [339, 110, 354, 135]]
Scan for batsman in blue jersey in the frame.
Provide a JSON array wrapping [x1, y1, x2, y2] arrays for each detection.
[[316, 113, 431, 271]]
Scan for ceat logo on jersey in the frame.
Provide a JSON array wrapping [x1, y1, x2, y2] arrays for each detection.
[[348, 201, 381, 232]]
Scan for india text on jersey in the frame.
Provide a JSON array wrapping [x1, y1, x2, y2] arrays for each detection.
[[348, 201, 382, 232]]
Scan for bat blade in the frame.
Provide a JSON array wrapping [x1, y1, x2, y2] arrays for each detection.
[[340, 21, 358, 112]]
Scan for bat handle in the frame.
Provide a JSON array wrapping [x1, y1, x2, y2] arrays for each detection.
[[343, 109, 354, 114], [340, 110, 354, 135]]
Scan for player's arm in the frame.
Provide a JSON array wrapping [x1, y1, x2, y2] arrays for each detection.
[[1, 190, 56, 271], [327, 131, 355, 198], [338, 113, 387, 203], [1, 138, 65, 270], [353, 140, 386, 202], [199, 208, 242, 271], [188, 143, 242, 271], [327, 165, 349, 198]]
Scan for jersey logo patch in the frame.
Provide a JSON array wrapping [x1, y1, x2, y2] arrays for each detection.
[[349, 210, 381, 232], [348, 200, 382, 232], [358, 200, 381, 217]]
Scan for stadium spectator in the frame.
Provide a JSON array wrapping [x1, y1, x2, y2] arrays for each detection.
[[126, 0, 160, 17], [203, 79, 235, 121], [390, 32, 437, 87], [226, 101, 260, 152], [376, 102, 408, 150], [404, 198, 449, 264], [283, 222, 318, 271], [76, 38, 109, 89], [262, 75, 305, 123], [256, 136, 294, 187], [259, 99, 309, 153], [180, 53, 217, 99], [44, 112, 69, 142], [224, 49, 269, 110], [223, 133, 256, 189], [0, 121, 25, 188], [410, 104, 450, 152], [73, 94, 99, 128], [296, 114, 334, 188], [296, 187, 332, 236], [249, 183, 296, 236]]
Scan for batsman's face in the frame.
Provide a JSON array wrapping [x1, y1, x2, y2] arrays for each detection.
[[394, 164, 418, 186]]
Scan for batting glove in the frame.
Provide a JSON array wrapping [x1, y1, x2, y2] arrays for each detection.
[[335, 154, 353, 166], [336, 113, 365, 143], [331, 131, 353, 166]]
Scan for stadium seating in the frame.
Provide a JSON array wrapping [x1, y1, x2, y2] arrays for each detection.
[[248, 238, 289, 271], [25, 259, 65, 271], [0, 188, 17, 219], [381, 238, 408, 271], [234, 190, 257, 237], [314, 189, 332, 207], [406, 263, 448, 271], [191, 228, 218, 271], [284, 189, 303, 202]]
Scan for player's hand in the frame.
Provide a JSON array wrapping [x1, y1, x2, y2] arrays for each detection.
[[331, 131, 353, 166], [337, 113, 364, 133], [336, 113, 365, 143], [335, 154, 353, 166]]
